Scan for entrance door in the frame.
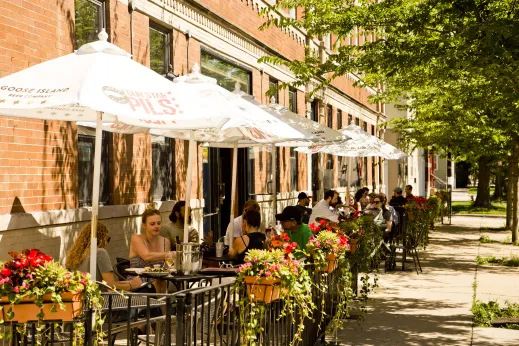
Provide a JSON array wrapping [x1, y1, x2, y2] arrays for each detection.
[[203, 147, 249, 240]]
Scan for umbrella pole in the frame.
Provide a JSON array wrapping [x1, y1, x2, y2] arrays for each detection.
[[272, 144, 277, 225], [347, 156, 353, 200], [184, 130, 196, 243], [307, 153, 312, 197], [320, 153, 324, 200], [229, 141, 238, 239], [89, 111, 103, 282]]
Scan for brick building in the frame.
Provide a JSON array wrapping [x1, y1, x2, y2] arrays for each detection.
[[0, 0, 385, 263]]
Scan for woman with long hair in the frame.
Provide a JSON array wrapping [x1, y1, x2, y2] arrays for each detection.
[[128, 204, 171, 292], [229, 210, 266, 264], [66, 222, 142, 291]]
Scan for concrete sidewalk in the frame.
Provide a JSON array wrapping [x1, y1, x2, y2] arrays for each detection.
[[330, 216, 519, 346]]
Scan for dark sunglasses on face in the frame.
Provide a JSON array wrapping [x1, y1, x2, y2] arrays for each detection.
[[374, 200, 381, 204]]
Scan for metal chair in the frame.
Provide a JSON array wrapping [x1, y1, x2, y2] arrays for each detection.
[[113, 257, 130, 281]]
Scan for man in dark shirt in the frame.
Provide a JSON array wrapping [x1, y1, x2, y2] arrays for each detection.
[[389, 187, 407, 207], [294, 192, 312, 224], [405, 185, 415, 200]]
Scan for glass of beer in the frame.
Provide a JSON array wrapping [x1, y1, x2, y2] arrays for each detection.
[[165, 251, 176, 270]]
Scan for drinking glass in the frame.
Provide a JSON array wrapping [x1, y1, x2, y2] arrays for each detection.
[[165, 251, 176, 270]]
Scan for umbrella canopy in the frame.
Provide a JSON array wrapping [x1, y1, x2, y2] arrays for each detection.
[[210, 85, 349, 148], [297, 124, 407, 159]]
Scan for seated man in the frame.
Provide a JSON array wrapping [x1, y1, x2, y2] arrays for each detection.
[[295, 192, 312, 224], [405, 184, 415, 200], [308, 190, 339, 225], [276, 206, 312, 250], [389, 187, 407, 207]]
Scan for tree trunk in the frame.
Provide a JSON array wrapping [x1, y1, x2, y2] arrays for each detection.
[[473, 156, 492, 208], [507, 161, 514, 229], [512, 137, 519, 243]]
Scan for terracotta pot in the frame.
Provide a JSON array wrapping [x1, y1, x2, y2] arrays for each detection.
[[349, 238, 359, 255], [1, 292, 83, 323], [244, 276, 281, 303], [324, 254, 338, 273]]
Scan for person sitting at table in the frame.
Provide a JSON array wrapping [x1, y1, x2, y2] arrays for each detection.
[[224, 200, 261, 246], [66, 222, 142, 292], [228, 210, 266, 264], [276, 206, 312, 250], [160, 200, 200, 250], [129, 203, 171, 293], [309, 190, 339, 225]]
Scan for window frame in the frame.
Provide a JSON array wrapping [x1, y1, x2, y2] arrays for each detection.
[[327, 105, 333, 128], [288, 87, 297, 113], [74, 0, 106, 50], [269, 77, 279, 104], [337, 109, 342, 130], [149, 21, 171, 76], [348, 113, 352, 125], [78, 130, 111, 207]]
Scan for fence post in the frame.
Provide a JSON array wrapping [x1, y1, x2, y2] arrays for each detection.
[[176, 295, 186, 345]]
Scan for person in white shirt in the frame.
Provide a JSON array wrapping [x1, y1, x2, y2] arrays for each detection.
[[308, 190, 339, 225], [224, 200, 261, 246]]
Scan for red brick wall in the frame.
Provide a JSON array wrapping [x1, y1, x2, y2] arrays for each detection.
[[197, 0, 305, 61], [0, 0, 77, 214]]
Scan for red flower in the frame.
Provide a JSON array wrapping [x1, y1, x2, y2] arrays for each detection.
[[319, 219, 327, 226], [353, 211, 360, 219], [1, 268, 12, 277], [282, 233, 290, 242], [309, 223, 320, 233]]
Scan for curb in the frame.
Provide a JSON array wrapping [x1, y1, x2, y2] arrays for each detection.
[[453, 214, 506, 219]]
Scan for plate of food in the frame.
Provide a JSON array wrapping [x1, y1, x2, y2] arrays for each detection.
[[142, 267, 171, 277]]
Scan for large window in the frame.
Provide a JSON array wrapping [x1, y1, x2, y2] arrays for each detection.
[[337, 109, 342, 130], [151, 136, 174, 201], [269, 78, 279, 104], [289, 88, 297, 113], [348, 113, 352, 125], [201, 50, 252, 93], [355, 117, 360, 126], [149, 23, 171, 75], [75, 0, 105, 49], [78, 128, 110, 207]]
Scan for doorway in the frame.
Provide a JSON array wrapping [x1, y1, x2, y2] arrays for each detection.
[[203, 147, 250, 240]]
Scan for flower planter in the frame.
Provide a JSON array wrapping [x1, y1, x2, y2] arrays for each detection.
[[244, 276, 281, 303], [1, 292, 83, 323], [324, 254, 338, 273], [349, 238, 359, 255]]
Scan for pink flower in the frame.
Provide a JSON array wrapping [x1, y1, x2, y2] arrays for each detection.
[[265, 271, 271, 278], [13, 286, 19, 293], [0, 277, 9, 285]]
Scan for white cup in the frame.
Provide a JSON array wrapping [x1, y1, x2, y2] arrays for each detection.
[[215, 242, 224, 257]]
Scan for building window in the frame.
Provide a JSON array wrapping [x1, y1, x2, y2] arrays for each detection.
[[74, 0, 106, 49], [200, 50, 252, 93], [327, 105, 333, 128], [311, 100, 318, 122], [363, 122, 368, 132], [78, 128, 110, 207], [337, 109, 342, 130], [435, 155, 439, 171], [290, 148, 298, 191], [151, 136, 174, 201], [355, 117, 360, 126], [348, 113, 352, 125], [288, 88, 297, 113], [269, 77, 279, 104], [149, 23, 171, 76]]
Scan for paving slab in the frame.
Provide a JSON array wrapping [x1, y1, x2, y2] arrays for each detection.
[[330, 215, 519, 346]]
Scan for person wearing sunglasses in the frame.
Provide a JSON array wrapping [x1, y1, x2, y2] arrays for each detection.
[[372, 195, 393, 242]]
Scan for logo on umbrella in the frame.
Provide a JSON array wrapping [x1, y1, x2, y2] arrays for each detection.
[[102, 86, 129, 104]]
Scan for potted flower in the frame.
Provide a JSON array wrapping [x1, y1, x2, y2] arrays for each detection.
[[306, 230, 350, 273], [0, 249, 103, 344], [236, 249, 314, 346]]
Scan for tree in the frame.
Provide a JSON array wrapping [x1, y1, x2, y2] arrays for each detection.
[[260, 0, 519, 241]]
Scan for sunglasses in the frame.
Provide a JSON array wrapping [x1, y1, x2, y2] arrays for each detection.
[[374, 200, 381, 203]]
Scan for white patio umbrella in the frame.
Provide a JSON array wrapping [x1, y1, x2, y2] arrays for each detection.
[[0, 31, 305, 280], [223, 87, 350, 224], [297, 124, 407, 197], [149, 70, 314, 242]]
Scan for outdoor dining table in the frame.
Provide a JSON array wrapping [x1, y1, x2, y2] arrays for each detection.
[[203, 254, 236, 268], [126, 269, 221, 291]]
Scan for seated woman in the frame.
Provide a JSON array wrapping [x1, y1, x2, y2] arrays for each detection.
[[229, 210, 265, 264], [129, 204, 171, 293], [66, 222, 142, 292], [160, 200, 200, 250], [373, 194, 393, 242]]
